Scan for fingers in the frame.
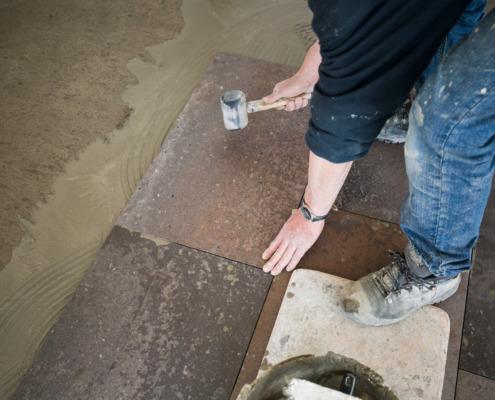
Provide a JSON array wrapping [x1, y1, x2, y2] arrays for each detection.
[[284, 96, 309, 112], [286, 249, 305, 272], [262, 235, 282, 261], [262, 241, 288, 273], [270, 246, 297, 276]]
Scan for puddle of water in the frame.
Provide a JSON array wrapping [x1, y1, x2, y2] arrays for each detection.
[[0, 0, 311, 397]]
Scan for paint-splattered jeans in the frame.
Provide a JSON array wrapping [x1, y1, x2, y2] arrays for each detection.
[[401, 9, 495, 278]]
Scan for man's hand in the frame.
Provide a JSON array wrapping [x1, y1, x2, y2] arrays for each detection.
[[262, 209, 324, 275], [263, 73, 315, 111], [263, 41, 320, 111]]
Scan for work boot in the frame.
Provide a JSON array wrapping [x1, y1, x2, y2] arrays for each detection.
[[340, 252, 461, 326]]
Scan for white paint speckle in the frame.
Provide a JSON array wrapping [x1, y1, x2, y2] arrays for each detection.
[[414, 104, 424, 127], [480, 88, 488, 95]]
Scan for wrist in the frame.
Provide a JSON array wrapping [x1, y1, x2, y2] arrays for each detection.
[[299, 197, 330, 223], [295, 67, 318, 88], [303, 186, 332, 216]]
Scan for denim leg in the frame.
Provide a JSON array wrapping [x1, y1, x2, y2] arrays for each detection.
[[401, 10, 495, 278], [418, 0, 486, 86]]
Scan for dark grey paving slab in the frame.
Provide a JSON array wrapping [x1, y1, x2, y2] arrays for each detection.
[[117, 54, 310, 268], [459, 229, 495, 380], [335, 142, 407, 224], [456, 370, 495, 400], [13, 226, 271, 400]]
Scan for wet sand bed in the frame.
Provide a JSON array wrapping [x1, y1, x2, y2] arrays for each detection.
[[0, 1, 311, 398]]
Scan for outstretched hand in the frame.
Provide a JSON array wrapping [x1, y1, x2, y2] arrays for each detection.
[[262, 209, 324, 275]]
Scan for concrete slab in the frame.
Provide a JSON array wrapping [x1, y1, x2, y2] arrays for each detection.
[[13, 226, 271, 400], [260, 269, 450, 400]]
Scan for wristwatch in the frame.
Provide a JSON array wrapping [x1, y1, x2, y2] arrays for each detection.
[[298, 197, 331, 222]]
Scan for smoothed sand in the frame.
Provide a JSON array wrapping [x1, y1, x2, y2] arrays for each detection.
[[0, 0, 311, 397]]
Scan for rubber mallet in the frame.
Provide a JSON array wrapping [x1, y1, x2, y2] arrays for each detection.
[[220, 90, 312, 131]]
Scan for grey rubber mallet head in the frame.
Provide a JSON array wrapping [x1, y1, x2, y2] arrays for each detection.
[[220, 90, 312, 131]]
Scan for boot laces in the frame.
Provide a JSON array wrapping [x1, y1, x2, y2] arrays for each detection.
[[373, 252, 436, 298]]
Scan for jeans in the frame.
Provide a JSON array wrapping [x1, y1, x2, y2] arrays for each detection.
[[419, 0, 486, 87], [401, 9, 495, 278]]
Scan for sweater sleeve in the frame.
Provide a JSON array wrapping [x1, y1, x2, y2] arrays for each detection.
[[305, 0, 472, 163]]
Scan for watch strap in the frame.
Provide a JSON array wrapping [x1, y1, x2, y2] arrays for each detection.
[[298, 197, 331, 222]]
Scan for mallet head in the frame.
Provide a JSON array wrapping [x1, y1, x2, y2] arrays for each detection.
[[220, 90, 248, 131]]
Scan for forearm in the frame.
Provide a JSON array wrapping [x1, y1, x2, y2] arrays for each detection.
[[304, 151, 353, 215], [296, 41, 321, 85]]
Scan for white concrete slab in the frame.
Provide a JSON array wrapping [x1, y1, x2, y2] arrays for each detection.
[[260, 269, 450, 400]]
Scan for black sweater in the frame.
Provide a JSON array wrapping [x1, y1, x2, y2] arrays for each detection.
[[306, 0, 472, 163]]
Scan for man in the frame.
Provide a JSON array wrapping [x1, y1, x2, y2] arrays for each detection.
[[261, 0, 494, 326]]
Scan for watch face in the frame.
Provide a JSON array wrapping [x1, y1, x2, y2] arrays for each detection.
[[300, 206, 312, 221]]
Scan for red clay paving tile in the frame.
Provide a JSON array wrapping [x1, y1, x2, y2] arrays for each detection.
[[300, 211, 406, 280], [335, 142, 408, 225], [118, 54, 310, 268], [117, 54, 408, 269], [13, 226, 271, 400]]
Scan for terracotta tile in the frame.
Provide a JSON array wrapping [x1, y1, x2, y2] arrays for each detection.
[[118, 54, 310, 268], [335, 142, 408, 224], [13, 226, 271, 400], [300, 211, 407, 280], [455, 370, 495, 400]]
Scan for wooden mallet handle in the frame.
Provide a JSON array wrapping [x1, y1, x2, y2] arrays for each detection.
[[247, 92, 312, 113]]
